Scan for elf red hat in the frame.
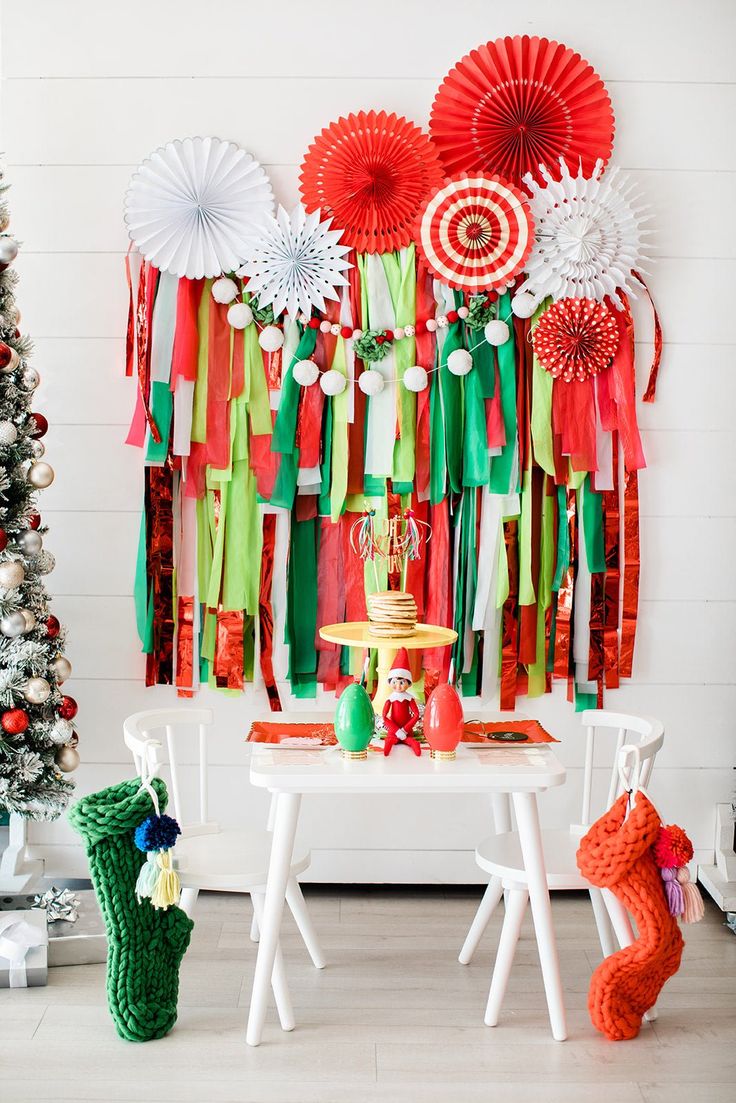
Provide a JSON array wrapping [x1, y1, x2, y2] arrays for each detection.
[[388, 648, 412, 682]]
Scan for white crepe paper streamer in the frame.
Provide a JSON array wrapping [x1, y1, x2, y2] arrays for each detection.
[[364, 253, 398, 477], [173, 379, 195, 456]]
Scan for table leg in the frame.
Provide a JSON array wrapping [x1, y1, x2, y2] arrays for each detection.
[[491, 791, 512, 833], [246, 791, 302, 1046], [512, 790, 567, 1041]]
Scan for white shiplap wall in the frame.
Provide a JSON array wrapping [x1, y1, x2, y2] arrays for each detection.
[[1, 0, 734, 880]]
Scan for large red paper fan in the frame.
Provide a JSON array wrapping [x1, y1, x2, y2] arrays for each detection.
[[299, 110, 445, 254], [532, 298, 619, 383], [416, 174, 534, 292], [430, 36, 615, 187]]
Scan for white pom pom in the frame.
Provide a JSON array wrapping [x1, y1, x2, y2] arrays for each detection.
[[227, 302, 253, 329], [447, 349, 473, 376], [426, 318, 438, 333], [319, 320, 331, 334], [457, 306, 469, 320], [212, 277, 239, 305], [292, 359, 319, 387], [437, 314, 448, 329], [403, 324, 415, 338], [393, 326, 405, 341], [358, 369, 385, 396], [484, 320, 511, 347], [351, 328, 363, 340], [511, 291, 538, 319], [320, 369, 347, 396], [403, 366, 429, 392], [258, 325, 284, 352]]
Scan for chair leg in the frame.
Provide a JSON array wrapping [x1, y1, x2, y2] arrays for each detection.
[[251, 892, 295, 1032], [589, 887, 617, 959], [458, 877, 504, 965], [484, 887, 528, 1027], [179, 886, 199, 917], [250, 905, 260, 943], [285, 877, 326, 969]]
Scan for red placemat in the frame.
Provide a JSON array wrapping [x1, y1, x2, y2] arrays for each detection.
[[247, 718, 557, 746]]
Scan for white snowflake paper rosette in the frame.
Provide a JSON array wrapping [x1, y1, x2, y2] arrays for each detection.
[[518, 158, 651, 308], [237, 204, 352, 320], [124, 136, 275, 279]]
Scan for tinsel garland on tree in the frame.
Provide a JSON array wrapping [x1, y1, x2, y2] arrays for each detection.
[[0, 167, 78, 819]]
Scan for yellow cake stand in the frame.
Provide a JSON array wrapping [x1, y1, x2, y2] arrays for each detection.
[[319, 622, 458, 715]]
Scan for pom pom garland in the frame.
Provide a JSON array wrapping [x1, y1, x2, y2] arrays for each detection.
[[226, 301, 253, 329], [211, 277, 239, 304], [292, 359, 320, 387], [319, 369, 347, 396], [447, 348, 473, 376], [258, 325, 284, 352], [484, 319, 511, 346], [511, 291, 539, 319], [357, 369, 385, 396], [403, 366, 429, 392]]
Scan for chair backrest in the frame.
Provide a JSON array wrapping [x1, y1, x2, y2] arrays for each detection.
[[123, 708, 215, 834], [576, 710, 664, 830]]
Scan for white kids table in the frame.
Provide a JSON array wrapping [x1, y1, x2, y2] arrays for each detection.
[[245, 740, 567, 1045]]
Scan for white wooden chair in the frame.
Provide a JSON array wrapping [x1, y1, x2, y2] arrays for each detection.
[[458, 710, 664, 1017], [123, 708, 326, 983]]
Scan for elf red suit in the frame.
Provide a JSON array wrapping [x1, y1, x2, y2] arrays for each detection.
[[382, 648, 421, 757]]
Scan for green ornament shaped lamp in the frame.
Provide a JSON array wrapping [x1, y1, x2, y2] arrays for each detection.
[[334, 682, 375, 760]]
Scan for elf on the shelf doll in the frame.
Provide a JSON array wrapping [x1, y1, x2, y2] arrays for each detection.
[[382, 648, 421, 757]]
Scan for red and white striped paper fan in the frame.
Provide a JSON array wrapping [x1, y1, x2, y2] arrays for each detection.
[[416, 175, 534, 292]]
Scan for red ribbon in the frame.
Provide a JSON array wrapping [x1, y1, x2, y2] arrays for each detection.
[[633, 271, 663, 403]]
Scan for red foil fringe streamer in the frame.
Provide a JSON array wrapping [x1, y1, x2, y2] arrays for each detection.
[[500, 519, 520, 710], [145, 465, 175, 685], [214, 610, 244, 690], [619, 468, 640, 678], [175, 595, 195, 698], [258, 514, 282, 711]]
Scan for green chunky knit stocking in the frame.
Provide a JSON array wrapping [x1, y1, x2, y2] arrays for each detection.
[[69, 777, 194, 1042]]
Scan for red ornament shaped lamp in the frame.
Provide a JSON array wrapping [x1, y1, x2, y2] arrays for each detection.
[[423, 683, 464, 761]]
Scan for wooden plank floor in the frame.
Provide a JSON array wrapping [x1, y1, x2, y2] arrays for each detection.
[[2, 887, 735, 1102]]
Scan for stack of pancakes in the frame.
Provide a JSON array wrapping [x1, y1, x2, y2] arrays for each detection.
[[367, 591, 417, 638]]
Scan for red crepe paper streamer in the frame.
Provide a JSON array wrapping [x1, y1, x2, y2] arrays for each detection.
[[258, 514, 282, 712], [300, 110, 445, 254], [430, 35, 615, 187]]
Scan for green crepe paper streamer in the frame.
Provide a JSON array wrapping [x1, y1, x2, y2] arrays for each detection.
[[429, 342, 446, 506], [134, 509, 149, 647], [575, 686, 598, 712], [191, 279, 212, 443], [330, 335, 349, 522], [196, 496, 213, 606], [244, 321, 272, 436], [318, 397, 333, 517], [489, 291, 517, 494], [470, 329, 495, 399], [270, 451, 298, 510], [286, 515, 318, 695], [530, 301, 555, 476], [552, 486, 570, 592], [363, 474, 386, 496], [439, 312, 465, 494], [243, 616, 255, 683], [568, 464, 586, 490], [272, 326, 317, 454], [222, 460, 261, 613], [143, 583, 154, 655], [463, 353, 489, 487], [392, 481, 413, 495], [527, 490, 556, 696], [381, 247, 417, 486], [145, 382, 173, 464], [205, 475, 228, 612], [518, 466, 535, 606], [201, 607, 217, 663], [452, 491, 477, 677], [580, 476, 605, 574]]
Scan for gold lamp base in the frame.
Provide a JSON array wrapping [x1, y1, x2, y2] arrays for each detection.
[[429, 749, 457, 761], [340, 748, 369, 761]]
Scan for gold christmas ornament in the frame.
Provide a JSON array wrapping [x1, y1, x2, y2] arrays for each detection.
[[23, 676, 51, 704], [19, 530, 42, 556], [27, 462, 54, 488], [55, 744, 80, 773], [0, 559, 25, 589], [0, 610, 26, 637], [49, 655, 72, 682]]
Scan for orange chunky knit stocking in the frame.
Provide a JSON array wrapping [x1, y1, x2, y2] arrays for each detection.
[[577, 792, 684, 1041]]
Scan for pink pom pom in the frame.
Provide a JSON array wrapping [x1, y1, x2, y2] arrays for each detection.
[[425, 318, 438, 333], [319, 320, 331, 334]]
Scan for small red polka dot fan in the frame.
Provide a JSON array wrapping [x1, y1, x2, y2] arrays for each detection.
[[532, 297, 620, 472]]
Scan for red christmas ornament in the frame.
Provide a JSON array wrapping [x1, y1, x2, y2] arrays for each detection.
[[2, 708, 29, 735], [45, 614, 61, 639], [430, 35, 615, 187], [0, 341, 17, 371], [28, 513, 41, 530], [300, 110, 445, 254], [58, 695, 78, 721], [30, 413, 49, 438], [654, 825, 694, 870], [532, 298, 620, 383], [0, 529, 7, 552]]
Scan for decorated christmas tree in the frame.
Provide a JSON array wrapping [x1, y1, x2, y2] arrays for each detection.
[[0, 168, 78, 819]]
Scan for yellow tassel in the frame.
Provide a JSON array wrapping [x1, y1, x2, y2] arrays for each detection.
[[150, 849, 181, 910]]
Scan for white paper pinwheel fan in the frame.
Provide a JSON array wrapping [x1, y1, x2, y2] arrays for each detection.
[[518, 158, 651, 308], [238, 204, 352, 320], [124, 137, 275, 279]]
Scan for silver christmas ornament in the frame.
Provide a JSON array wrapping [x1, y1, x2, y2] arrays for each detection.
[[27, 462, 54, 489], [0, 238, 19, 264], [50, 655, 72, 682], [23, 676, 51, 704], [0, 421, 18, 445], [35, 551, 55, 575], [55, 744, 80, 773], [19, 608, 36, 632], [0, 560, 25, 589], [30, 440, 45, 459], [21, 367, 40, 391], [0, 610, 26, 637], [19, 530, 42, 556]]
